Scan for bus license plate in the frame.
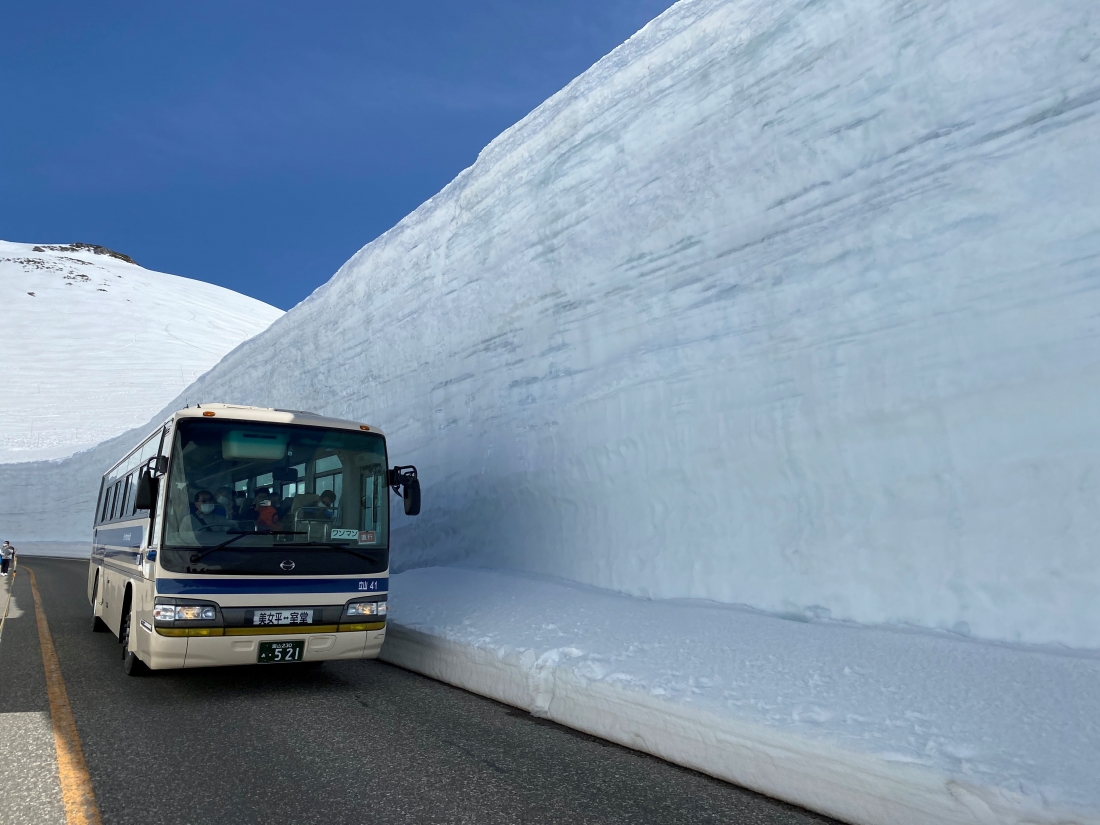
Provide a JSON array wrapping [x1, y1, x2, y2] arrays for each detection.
[[258, 641, 304, 663], [253, 609, 313, 626]]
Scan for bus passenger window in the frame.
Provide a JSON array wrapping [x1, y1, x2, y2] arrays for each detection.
[[284, 463, 306, 499], [125, 473, 140, 517], [117, 475, 131, 518], [315, 455, 341, 474], [101, 486, 114, 523], [110, 481, 124, 519]]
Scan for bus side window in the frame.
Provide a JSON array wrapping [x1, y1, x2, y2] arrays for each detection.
[[123, 473, 136, 518], [100, 484, 114, 524], [95, 483, 107, 525], [109, 479, 124, 521], [118, 475, 131, 518]]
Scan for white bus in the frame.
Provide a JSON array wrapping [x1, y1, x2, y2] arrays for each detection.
[[88, 404, 420, 675]]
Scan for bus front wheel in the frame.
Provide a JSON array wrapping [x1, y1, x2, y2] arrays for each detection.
[[120, 599, 146, 676]]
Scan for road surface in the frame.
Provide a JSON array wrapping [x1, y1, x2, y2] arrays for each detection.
[[0, 558, 839, 825]]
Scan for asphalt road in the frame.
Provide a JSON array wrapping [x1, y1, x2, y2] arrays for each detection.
[[1, 558, 840, 825]]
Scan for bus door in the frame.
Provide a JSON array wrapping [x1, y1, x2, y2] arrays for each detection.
[[360, 466, 386, 543]]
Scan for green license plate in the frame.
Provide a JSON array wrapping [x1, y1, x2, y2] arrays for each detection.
[[258, 640, 305, 663]]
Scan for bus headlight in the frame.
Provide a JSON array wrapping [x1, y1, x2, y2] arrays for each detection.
[[347, 601, 386, 617], [178, 606, 217, 621], [155, 604, 216, 621], [153, 604, 176, 621]]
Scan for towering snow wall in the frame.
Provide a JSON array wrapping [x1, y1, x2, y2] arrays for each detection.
[[5, 0, 1099, 647]]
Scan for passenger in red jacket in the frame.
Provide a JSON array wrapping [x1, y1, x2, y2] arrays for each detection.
[[253, 493, 283, 532]]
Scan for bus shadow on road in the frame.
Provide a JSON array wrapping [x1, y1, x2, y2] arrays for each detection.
[[133, 658, 379, 697]]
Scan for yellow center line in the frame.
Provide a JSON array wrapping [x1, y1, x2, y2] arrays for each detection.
[[27, 566, 104, 825]]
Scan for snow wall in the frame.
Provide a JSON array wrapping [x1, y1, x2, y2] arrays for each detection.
[[4, 0, 1099, 649]]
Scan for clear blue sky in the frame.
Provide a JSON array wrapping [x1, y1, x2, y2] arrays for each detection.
[[1, 1, 675, 309]]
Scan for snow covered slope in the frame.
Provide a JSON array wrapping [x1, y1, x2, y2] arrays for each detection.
[[0, 241, 283, 462], [6, 0, 1100, 649]]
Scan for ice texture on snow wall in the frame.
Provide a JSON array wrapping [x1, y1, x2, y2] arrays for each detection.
[[8, 0, 1100, 647]]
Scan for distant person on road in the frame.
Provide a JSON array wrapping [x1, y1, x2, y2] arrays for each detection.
[[1, 541, 15, 576]]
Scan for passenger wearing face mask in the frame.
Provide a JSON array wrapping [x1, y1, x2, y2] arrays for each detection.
[[315, 490, 338, 518], [186, 490, 231, 534], [213, 487, 234, 518]]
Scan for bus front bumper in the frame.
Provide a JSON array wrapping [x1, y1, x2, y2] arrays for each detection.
[[140, 626, 386, 669]]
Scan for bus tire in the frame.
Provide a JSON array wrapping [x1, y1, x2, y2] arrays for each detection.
[[90, 574, 108, 633], [120, 596, 146, 676]]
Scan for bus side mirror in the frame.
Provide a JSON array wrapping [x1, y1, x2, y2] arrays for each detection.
[[135, 471, 159, 511], [389, 465, 421, 517], [402, 477, 421, 517]]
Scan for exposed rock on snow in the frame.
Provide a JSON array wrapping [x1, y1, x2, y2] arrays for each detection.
[[31, 242, 140, 265], [0, 240, 283, 462]]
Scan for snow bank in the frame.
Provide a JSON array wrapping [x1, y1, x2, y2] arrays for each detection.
[[5, 0, 1100, 647], [0, 241, 283, 462], [381, 566, 1100, 825]]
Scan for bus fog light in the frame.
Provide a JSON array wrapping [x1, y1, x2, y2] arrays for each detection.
[[153, 605, 176, 621], [347, 602, 379, 616]]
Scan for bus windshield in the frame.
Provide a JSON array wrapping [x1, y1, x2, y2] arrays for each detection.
[[160, 418, 389, 575]]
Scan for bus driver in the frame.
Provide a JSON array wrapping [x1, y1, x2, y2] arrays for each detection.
[[187, 490, 231, 533]]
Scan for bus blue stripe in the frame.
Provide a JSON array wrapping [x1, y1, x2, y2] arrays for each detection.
[[93, 525, 144, 549], [156, 577, 388, 595]]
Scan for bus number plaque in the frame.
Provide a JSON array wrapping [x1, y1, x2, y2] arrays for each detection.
[[258, 641, 304, 663]]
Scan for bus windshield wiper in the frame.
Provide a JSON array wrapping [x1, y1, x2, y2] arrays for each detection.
[[188, 531, 306, 563], [275, 542, 382, 563]]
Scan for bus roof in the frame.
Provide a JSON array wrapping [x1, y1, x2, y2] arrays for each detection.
[[171, 404, 385, 437], [102, 404, 385, 479]]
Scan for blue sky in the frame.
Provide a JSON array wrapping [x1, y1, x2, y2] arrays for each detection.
[[0, 1, 675, 309]]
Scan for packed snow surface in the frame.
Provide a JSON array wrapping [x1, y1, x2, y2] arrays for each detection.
[[383, 567, 1100, 824], [5, 0, 1100, 649], [0, 241, 283, 462]]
